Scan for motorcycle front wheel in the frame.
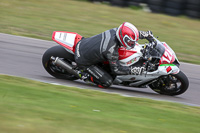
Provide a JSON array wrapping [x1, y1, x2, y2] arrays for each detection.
[[42, 45, 78, 80], [149, 71, 189, 96]]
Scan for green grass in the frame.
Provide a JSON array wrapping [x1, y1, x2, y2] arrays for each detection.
[[0, 0, 200, 64], [0, 74, 200, 133]]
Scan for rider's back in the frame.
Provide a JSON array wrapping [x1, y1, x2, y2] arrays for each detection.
[[75, 28, 119, 66]]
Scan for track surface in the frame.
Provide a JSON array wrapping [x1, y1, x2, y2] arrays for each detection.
[[0, 33, 200, 106]]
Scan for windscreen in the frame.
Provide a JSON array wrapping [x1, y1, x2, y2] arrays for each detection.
[[149, 38, 165, 59]]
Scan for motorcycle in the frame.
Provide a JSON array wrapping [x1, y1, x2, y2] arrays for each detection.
[[42, 31, 189, 96]]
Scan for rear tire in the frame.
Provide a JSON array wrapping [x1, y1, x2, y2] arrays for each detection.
[[149, 71, 189, 96], [42, 45, 78, 80]]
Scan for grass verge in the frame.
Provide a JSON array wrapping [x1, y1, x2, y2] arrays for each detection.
[[0, 0, 200, 64], [0, 74, 200, 133]]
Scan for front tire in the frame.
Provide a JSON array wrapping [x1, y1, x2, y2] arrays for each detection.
[[149, 71, 189, 96], [42, 45, 78, 80]]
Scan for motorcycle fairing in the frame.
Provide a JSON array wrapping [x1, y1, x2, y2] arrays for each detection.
[[52, 31, 82, 54], [114, 64, 180, 87], [159, 42, 176, 65], [158, 64, 180, 75], [118, 44, 143, 66]]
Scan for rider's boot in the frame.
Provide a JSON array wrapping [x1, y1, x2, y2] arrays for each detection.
[[77, 70, 89, 80]]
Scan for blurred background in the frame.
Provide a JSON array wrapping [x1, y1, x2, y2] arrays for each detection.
[[90, 0, 200, 18]]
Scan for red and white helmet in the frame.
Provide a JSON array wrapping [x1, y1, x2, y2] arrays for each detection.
[[116, 22, 139, 49]]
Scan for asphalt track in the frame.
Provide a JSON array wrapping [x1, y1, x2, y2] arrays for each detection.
[[0, 33, 200, 106]]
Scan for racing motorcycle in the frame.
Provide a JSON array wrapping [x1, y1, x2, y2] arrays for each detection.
[[42, 31, 189, 96]]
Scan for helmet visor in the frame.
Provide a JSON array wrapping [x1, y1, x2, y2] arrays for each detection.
[[123, 35, 136, 49], [127, 39, 136, 47]]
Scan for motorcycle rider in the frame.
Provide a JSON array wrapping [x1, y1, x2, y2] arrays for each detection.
[[75, 22, 154, 88]]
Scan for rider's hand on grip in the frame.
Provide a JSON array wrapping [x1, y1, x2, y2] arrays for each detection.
[[146, 31, 153, 38], [139, 30, 153, 39]]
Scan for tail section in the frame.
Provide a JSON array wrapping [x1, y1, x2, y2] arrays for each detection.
[[52, 31, 82, 53]]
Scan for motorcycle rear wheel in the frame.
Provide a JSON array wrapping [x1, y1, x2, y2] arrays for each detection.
[[42, 45, 78, 80], [149, 71, 189, 96]]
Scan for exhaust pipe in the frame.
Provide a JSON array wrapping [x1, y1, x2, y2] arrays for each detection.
[[50, 56, 80, 78]]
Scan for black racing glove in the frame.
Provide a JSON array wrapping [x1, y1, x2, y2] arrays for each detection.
[[139, 30, 154, 42]]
